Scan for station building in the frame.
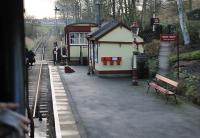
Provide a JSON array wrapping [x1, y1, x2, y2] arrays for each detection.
[[87, 21, 144, 77], [64, 23, 98, 65]]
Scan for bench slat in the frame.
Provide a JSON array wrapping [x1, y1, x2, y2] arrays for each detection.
[[147, 74, 178, 104], [149, 82, 175, 95], [155, 74, 178, 87], [149, 82, 158, 88]]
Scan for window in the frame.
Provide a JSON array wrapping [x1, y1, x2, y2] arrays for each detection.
[[69, 32, 88, 45]]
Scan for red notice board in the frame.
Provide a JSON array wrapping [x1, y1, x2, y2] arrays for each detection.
[[160, 34, 177, 41]]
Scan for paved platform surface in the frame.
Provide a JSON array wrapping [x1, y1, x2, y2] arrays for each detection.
[[58, 66, 200, 138]]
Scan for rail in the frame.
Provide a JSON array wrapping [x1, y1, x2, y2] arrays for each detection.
[[32, 64, 43, 117]]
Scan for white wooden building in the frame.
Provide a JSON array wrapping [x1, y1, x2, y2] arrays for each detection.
[[87, 21, 144, 77]]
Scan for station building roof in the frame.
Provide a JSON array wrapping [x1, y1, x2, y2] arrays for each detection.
[[87, 20, 131, 41], [64, 22, 98, 33], [65, 22, 98, 27]]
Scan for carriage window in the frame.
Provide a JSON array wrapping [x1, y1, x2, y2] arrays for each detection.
[[70, 32, 88, 45]]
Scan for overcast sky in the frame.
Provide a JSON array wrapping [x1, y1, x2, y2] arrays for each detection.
[[24, 0, 56, 19]]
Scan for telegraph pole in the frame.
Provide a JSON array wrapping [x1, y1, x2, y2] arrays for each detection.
[[153, 0, 156, 32], [189, 0, 192, 12], [54, 6, 60, 36], [113, 0, 116, 20], [96, 0, 102, 26]]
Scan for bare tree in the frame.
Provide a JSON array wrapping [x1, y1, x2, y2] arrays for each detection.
[[140, 0, 147, 30], [176, 0, 190, 45]]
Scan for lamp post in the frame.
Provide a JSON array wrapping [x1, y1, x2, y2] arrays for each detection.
[[131, 22, 140, 86]]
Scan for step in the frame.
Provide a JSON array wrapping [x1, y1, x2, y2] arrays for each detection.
[[61, 130, 80, 138]]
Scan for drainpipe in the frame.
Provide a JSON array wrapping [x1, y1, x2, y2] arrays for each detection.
[[87, 39, 91, 75], [92, 40, 95, 74], [87, 39, 90, 65]]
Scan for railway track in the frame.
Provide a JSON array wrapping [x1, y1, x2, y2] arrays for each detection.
[[27, 34, 80, 138], [28, 35, 55, 138]]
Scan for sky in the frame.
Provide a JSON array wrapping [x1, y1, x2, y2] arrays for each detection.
[[24, 0, 56, 19]]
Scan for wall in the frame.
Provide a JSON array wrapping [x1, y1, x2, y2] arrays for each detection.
[[95, 43, 135, 71], [70, 46, 88, 58], [100, 26, 133, 42]]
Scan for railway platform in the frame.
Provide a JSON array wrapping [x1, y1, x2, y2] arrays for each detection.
[[57, 65, 200, 138], [30, 56, 200, 138]]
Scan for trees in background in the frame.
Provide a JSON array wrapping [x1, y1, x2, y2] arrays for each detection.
[[55, 0, 141, 25], [55, 0, 167, 28], [55, 0, 198, 46]]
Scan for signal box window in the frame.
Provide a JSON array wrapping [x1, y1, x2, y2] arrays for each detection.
[[70, 32, 88, 45]]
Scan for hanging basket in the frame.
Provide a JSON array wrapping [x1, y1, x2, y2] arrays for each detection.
[[102, 60, 107, 65], [110, 61, 114, 65]]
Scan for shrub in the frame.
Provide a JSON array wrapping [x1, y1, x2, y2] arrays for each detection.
[[144, 40, 160, 78], [189, 31, 200, 44], [144, 39, 160, 58], [148, 58, 159, 78], [174, 69, 200, 105]]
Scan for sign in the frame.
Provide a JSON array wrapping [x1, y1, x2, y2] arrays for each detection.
[[160, 34, 177, 42], [187, 9, 200, 20], [153, 18, 160, 25], [131, 21, 139, 28], [131, 22, 139, 35], [151, 18, 160, 25], [112, 57, 118, 61]]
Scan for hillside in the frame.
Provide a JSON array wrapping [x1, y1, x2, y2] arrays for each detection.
[[169, 46, 200, 105]]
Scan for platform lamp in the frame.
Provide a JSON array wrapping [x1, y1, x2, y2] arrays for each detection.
[[131, 22, 140, 86]]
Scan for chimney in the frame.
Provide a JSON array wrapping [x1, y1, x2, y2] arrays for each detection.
[[96, 0, 102, 26]]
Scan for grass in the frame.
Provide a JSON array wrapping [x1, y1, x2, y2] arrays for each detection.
[[34, 24, 54, 33], [169, 50, 200, 63], [35, 24, 64, 33]]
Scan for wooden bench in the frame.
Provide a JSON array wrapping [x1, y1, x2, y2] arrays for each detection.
[[147, 74, 178, 104]]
